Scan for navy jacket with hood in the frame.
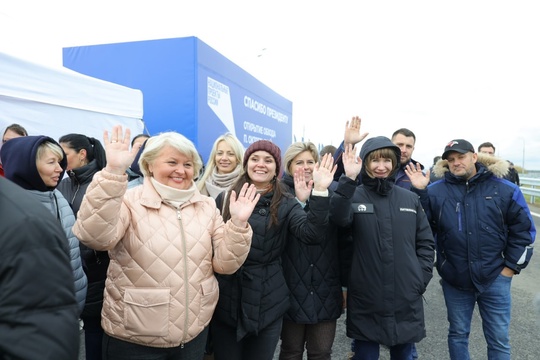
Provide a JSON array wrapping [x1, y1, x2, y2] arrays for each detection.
[[2, 135, 88, 314], [330, 136, 435, 346], [415, 153, 536, 293]]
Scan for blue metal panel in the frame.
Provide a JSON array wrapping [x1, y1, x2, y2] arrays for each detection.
[[63, 36, 292, 163]]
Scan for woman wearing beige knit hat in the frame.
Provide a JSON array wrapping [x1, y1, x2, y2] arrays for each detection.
[[211, 139, 337, 360]]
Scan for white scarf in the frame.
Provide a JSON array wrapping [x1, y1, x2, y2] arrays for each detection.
[[150, 177, 196, 208]]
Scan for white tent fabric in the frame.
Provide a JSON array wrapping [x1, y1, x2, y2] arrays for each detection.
[[0, 51, 144, 149]]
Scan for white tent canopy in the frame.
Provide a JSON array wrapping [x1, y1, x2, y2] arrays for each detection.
[[0, 51, 144, 148]]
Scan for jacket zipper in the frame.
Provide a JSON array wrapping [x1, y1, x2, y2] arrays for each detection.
[[68, 170, 81, 205], [456, 202, 462, 232], [177, 207, 188, 348]]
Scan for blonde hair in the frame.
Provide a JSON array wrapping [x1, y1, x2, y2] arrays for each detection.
[[283, 142, 319, 176], [36, 141, 64, 163], [196, 133, 244, 191], [139, 132, 203, 177]]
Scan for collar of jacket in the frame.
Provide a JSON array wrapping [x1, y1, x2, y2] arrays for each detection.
[[67, 159, 100, 184], [432, 152, 510, 180]]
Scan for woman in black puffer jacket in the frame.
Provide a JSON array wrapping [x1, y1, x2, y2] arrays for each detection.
[[279, 141, 345, 360], [211, 140, 336, 360], [58, 133, 108, 360]]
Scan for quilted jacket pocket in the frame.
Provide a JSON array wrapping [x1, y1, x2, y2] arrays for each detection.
[[124, 288, 170, 337], [198, 277, 219, 327]]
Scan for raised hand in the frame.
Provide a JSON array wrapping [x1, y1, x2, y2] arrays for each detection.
[[344, 116, 369, 146], [343, 144, 362, 180], [229, 183, 260, 227], [312, 153, 337, 191], [404, 163, 430, 189], [103, 125, 142, 175], [294, 167, 312, 203]]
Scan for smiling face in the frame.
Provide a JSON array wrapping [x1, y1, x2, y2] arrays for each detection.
[[36, 148, 64, 187], [215, 140, 239, 174], [367, 156, 394, 178], [246, 150, 277, 188], [289, 150, 316, 183], [148, 145, 194, 190]]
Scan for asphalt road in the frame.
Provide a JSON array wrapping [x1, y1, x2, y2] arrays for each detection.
[[80, 205, 540, 359]]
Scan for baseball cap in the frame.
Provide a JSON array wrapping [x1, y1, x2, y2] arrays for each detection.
[[442, 139, 475, 160]]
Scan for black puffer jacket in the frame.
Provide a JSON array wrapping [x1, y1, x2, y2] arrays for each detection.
[[214, 188, 329, 340], [330, 136, 435, 346], [0, 177, 80, 360], [281, 174, 343, 324], [58, 159, 110, 318]]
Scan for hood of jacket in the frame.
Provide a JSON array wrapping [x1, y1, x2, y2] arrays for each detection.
[[1, 135, 67, 191], [359, 136, 401, 195], [432, 152, 510, 179]]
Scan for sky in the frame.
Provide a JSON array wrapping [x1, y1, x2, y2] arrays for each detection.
[[1, 1, 539, 170]]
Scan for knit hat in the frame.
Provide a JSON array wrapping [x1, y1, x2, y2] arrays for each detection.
[[442, 139, 475, 160], [243, 140, 282, 176]]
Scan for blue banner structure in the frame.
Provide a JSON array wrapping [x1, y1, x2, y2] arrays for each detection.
[[62, 37, 292, 165]]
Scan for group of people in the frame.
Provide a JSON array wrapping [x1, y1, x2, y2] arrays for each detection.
[[0, 118, 536, 360]]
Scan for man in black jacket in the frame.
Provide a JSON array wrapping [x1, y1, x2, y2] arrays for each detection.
[[0, 176, 79, 360], [477, 142, 520, 185]]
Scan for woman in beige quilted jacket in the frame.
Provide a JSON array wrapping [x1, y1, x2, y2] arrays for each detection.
[[73, 126, 260, 360]]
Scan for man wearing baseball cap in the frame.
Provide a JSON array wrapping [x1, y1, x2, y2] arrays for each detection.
[[404, 138, 536, 360], [441, 139, 475, 159]]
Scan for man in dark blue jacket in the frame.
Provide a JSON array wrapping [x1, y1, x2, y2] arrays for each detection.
[[406, 139, 536, 360]]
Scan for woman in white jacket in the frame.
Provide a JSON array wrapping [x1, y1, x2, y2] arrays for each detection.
[[73, 126, 259, 360]]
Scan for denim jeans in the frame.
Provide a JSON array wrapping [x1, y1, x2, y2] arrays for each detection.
[[442, 274, 512, 360], [351, 340, 413, 360]]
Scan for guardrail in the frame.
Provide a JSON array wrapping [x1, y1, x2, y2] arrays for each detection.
[[520, 177, 540, 204]]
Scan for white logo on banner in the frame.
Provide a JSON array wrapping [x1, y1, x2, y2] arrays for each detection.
[[207, 77, 235, 136]]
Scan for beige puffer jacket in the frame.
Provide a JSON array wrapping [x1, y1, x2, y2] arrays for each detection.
[[73, 170, 252, 348]]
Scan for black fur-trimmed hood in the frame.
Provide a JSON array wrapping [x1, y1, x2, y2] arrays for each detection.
[[432, 153, 509, 179]]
